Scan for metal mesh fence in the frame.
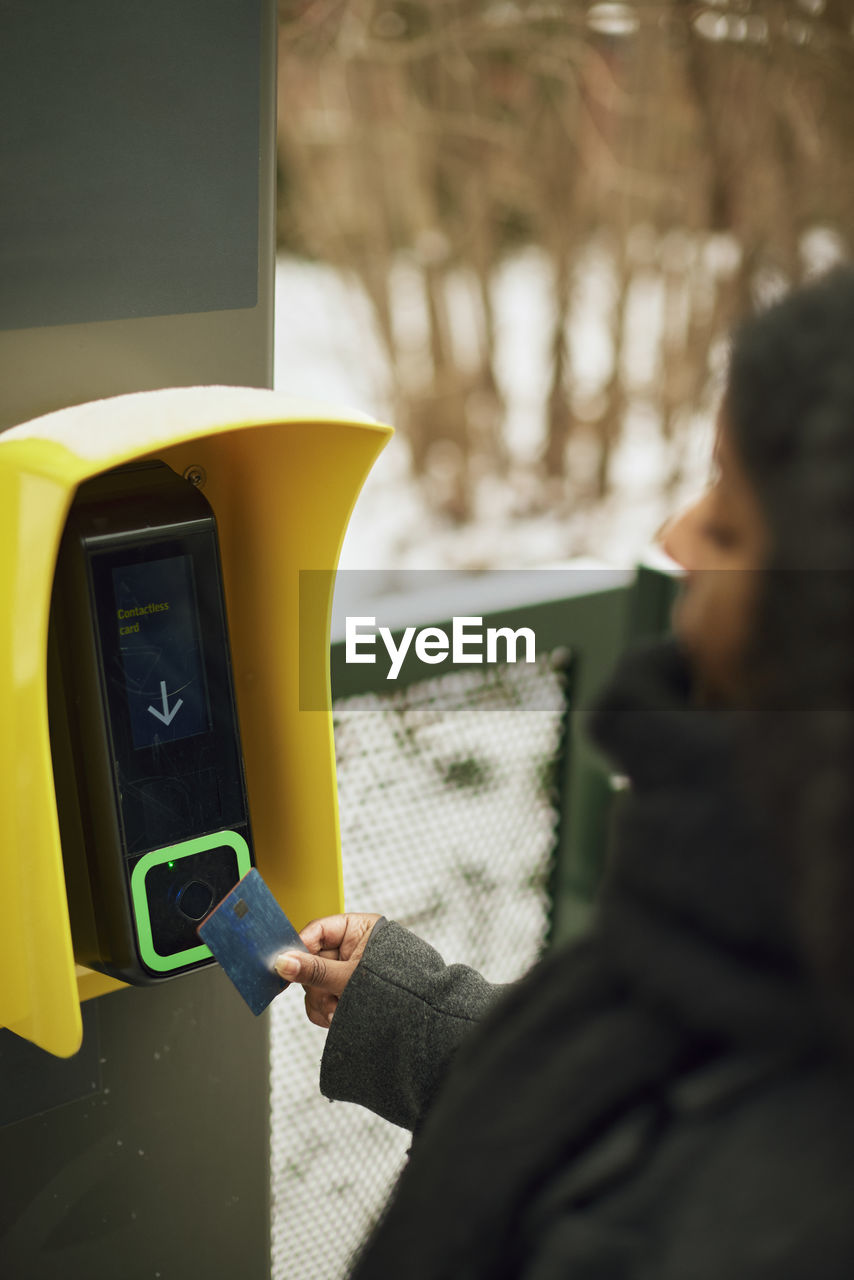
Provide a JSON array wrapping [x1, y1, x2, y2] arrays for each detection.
[[270, 655, 570, 1279]]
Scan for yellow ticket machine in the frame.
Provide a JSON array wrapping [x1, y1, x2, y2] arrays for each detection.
[[49, 459, 256, 986], [0, 385, 392, 1057]]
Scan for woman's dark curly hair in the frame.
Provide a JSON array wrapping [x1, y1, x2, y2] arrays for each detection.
[[725, 264, 854, 1040]]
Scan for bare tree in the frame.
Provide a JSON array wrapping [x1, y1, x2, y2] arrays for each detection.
[[277, 0, 854, 534]]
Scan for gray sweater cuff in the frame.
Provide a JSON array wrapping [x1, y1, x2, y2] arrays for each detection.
[[319, 918, 502, 1131]]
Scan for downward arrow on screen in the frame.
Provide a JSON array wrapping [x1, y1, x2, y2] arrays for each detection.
[[147, 680, 184, 726]]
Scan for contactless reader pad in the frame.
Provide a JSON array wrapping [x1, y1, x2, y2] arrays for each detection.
[[48, 461, 255, 983]]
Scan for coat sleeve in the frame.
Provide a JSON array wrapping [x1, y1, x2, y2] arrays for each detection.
[[319, 918, 504, 1131]]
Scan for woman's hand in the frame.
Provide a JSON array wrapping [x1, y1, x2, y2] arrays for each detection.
[[275, 913, 382, 1028]]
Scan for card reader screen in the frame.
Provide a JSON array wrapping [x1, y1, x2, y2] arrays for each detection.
[[112, 555, 210, 749]]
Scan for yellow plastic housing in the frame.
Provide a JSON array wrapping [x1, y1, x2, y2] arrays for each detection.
[[0, 386, 392, 1057]]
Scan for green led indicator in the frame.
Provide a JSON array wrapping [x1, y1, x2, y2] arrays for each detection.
[[168, 861, 175, 868], [130, 831, 251, 973]]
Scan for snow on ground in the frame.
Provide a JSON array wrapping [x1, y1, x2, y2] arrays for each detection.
[[274, 227, 847, 579], [273, 249, 712, 578]]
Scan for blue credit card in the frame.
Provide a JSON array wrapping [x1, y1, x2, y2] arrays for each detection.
[[197, 868, 308, 1015]]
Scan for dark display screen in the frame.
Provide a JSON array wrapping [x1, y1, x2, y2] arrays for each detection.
[[112, 555, 210, 749]]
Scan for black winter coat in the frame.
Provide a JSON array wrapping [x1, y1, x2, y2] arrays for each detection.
[[320, 640, 854, 1279]]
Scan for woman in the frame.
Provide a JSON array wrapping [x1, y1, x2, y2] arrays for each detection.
[[276, 267, 854, 1277]]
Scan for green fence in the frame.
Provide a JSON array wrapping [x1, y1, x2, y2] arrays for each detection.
[[329, 564, 677, 947]]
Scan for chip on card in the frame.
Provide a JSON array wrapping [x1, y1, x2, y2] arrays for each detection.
[[197, 868, 308, 1015]]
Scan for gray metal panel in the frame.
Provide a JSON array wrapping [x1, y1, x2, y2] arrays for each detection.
[[0, 968, 270, 1279], [0, 301, 274, 429], [0, 10, 277, 1272], [0, 0, 276, 429]]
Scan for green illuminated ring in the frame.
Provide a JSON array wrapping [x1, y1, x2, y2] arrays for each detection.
[[130, 830, 252, 974]]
